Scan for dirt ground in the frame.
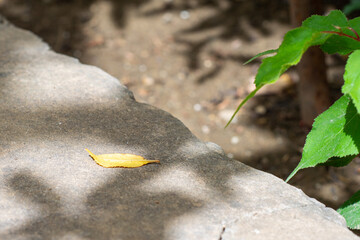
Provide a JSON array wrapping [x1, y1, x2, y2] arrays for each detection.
[[1, 0, 360, 212]]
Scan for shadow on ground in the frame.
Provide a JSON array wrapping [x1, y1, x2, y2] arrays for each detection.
[[0, 0, 289, 83]]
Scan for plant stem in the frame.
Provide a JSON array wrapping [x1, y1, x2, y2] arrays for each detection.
[[349, 27, 360, 40], [322, 29, 360, 42]]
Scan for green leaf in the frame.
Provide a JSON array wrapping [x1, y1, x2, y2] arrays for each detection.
[[320, 155, 356, 167], [286, 95, 360, 182], [254, 27, 326, 87], [349, 17, 360, 33], [343, 50, 360, 113], [225, 86, 262, 128], [255, 10, 349, 88], [321, 35, 360, 55], [321, 16, 360, 55], [227, 10, 352, 126], [243, 49, 278, 65], [302, 10, 348, 31], [320, 15, 360, 55], [338, 190, 360, 229]]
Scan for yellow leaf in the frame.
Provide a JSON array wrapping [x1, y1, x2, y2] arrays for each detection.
[[85, 149, 160, 168]]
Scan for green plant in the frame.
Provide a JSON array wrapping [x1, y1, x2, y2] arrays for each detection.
[[226, 10, 360, 229]]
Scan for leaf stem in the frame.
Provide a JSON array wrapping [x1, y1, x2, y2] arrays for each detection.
[[322, 27, 360, 42], [348, 27, 360, 40]]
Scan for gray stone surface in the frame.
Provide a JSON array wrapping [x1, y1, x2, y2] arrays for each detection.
[[0, 19, 358, 240]]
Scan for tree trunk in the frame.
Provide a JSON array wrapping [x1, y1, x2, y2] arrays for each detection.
[[289, 0, 331, 126]]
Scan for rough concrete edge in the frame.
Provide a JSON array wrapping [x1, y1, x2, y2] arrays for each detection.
[[218, 198, 356, 239], [253, 169, 349, 228], [0, 14, 50, 54], [0, 14, 136, 102]]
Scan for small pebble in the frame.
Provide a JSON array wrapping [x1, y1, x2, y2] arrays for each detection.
[[231, 39, 242, 49], [255, 105, 266, 115], [203, 59, 213, 68], [180, 10, 190, 20], [142, 76, 155, 86], [230, 136, 239, 145], [193, 103, 202, 112], [201, 125, 210, 134]]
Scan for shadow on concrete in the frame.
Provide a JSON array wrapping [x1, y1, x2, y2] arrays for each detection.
[[0, 69, 246, 239], [1, 126, 246, 239], [4, 169, 203, 239], [0, 38, 259, 237]]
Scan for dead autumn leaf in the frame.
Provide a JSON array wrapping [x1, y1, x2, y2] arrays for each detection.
[[85, 149, 160, 168]]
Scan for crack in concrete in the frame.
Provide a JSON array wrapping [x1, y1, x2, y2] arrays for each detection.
[[218, 226, 226, 240]]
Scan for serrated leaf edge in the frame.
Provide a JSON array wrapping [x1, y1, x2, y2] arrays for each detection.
[[286, 96, 359, 182]]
